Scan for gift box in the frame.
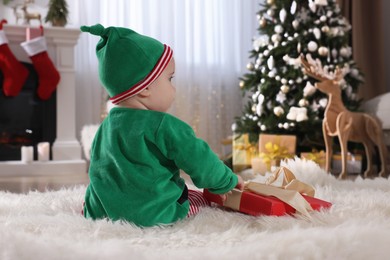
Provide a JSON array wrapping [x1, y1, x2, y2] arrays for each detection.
[[254, 134, 296, 174], [204, 166, 332, 217], [232, 134, 257, 172], [203, 189, 332, 217], [332, 153, 362, 174], [301, 150, 326, 169]]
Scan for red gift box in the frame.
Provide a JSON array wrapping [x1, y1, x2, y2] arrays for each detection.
[[203, 189, 332, 217]]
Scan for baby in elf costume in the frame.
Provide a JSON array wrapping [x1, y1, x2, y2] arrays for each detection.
[[80, 24, 244, 227]]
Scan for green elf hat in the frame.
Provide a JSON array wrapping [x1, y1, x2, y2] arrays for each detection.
[[80, 24, 173, 104]]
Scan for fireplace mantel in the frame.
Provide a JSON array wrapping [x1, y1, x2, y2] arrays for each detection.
[[0, 24, 86, 176]]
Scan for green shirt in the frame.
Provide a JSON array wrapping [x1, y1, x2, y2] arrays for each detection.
[[84, 107, 238, 227]]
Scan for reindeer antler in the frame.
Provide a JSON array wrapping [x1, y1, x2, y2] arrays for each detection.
[[300, 54, 348, 83]]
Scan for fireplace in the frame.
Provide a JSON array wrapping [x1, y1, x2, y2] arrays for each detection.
[[0, 25, 86, 176], [0, 62, 56, 161]]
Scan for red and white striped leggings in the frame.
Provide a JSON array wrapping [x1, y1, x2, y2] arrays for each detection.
[[187, 189, 211, 217]]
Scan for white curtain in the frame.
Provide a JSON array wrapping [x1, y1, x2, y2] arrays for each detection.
[[72, 0, 260, 154]]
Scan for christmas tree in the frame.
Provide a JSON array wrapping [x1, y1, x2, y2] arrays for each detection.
[[234, 0, 363, 150], [45, 0, 69, 27]]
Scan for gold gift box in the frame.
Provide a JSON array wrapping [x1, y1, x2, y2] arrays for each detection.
[[232, 134, 257, 172]]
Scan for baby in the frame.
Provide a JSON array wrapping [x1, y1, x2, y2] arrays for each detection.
[[80, 24, 244, 227]]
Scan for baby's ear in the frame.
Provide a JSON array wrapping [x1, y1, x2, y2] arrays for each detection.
[[137, 88, 151, 97]]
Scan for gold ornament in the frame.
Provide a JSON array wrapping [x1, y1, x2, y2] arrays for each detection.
[[239, 81, 245, 89], [299, 98, 309, 107], [267, 0, 275, 5], [318, 46, 329, 56], [246, 62, 255, 71], [280, 85, 290, 93], [252, 104, 257, 113], [259, 17, 267, 28]]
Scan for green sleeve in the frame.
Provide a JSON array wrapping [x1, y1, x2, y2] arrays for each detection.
[[155, 115, 238, 194]]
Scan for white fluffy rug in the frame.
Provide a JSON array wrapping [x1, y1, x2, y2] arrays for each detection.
[[1, 158, 390, 260]]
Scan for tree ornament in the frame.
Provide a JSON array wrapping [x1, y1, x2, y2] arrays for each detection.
[[318, 46, 329, 56], [315, 0, 328, 6], [251, 104, 257, 113], [239, 80, 245, 89], [279, 8, 287, 23], [321, 25, 330, 33], [292, 20, 299, 29], [299, 98, 309, 107], [246, 62, 255, 71], [340, 47, 352, 57], [273, 106, 284, 117], [320, 15, 327, 22], [271, 34, 281, 43], [290, 1, 297, 14], [280, 85, 290, 93], [267, 0, 275, 5], [267, 56, 275, 70], [274, 25, 284, 34], [297, 42, 301, 53], [308, 0, 316, 12], [331, 48, 338, 59], [276, 92, 287, 103], [308, 41, 318, 52], [303, 81, 316, 97], [283, 123, 290, 129], [313, 28, 321, 39], [278, 123, 283, 128], [267, 9, 275, 17], [260, 125, 267, 131], [259, 17, 267, 28]]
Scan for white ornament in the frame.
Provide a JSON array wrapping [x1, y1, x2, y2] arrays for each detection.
[[296, 107, 308, 122], [260, 125, 267, 131], [267, 56, 275, 70], [279, 8, 287, 23], [308, 41, 318, 52], [291, 1, 297, 14], [320, 15, 327, 22], [292, 20, 299, 29], [319, 98, 328, 108], [286, 106, 299, 121], [271, 34, 281, 43], [340, 46, 352, 57], [313, 28, 321, 39], [283, 123, 290, 129], [296, 77, 303, 83], [331, 48, 338, 59], [281, 78, 287, 84], [318, 46, 329, 56], [297, 42, 301, 53], [275, 76, 281, 81], [263, 50, 270, 56], [268, 70, 276, 78], [276, 92, 287, 103], [273, 106, 284, 117], [274, 25, 284, 34], [308, 0, 316, 12], [231, 123, 237, 132], [252, 35, 269, 51], [267, 9, 275, 17], [260, 78, 266, 83], [315, 0, 328, 6], [303, 81, 316, 97], [278, 123, 284, 128]]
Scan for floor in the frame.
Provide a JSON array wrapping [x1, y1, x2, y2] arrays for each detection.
[[0, 173, 90, 193]]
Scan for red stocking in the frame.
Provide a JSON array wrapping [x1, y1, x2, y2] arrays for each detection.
[[0, 20, 29, 97], [21, 36, 60, 100]]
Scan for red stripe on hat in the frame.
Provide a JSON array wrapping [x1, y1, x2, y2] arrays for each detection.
[[110, 45, 173, 104]]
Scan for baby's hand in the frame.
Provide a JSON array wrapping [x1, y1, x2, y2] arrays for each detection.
[[219, 175, 244, 202], [235, 174, 244, 191]]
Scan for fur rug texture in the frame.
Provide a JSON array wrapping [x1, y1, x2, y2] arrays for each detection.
[[1, 158, 390, 260]]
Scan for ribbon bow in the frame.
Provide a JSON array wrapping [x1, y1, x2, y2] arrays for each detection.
[[225, 167, 315, 218], [302, 150, 326, 165]]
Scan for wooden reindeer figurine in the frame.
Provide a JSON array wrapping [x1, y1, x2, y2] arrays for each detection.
[[300, 55, 388, 179]]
